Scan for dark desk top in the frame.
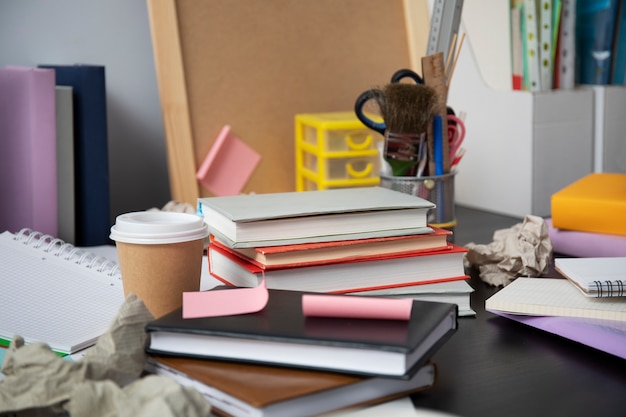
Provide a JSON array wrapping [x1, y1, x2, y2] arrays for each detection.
[[410, 206, 626, 417]]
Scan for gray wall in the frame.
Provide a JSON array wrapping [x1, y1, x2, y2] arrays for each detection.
[[0, 0, 171, 225]]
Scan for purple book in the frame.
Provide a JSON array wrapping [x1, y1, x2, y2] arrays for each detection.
[[547, 218, 626, 257]]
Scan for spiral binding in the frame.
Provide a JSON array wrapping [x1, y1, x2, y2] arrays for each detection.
[[592, 280, 625, 298], [14, 228, 120, 277]]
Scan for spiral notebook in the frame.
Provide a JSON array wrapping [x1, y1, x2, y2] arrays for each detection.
[[0, 229, 125, 354], [555, 257, 626, 298]]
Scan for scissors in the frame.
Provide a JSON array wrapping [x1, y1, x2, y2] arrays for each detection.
[[353, 68, 423, 134], [447, 114, 465, 160]]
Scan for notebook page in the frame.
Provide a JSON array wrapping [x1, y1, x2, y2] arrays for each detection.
[[485, 278, 626, 322], [0, 231, 125, 353]]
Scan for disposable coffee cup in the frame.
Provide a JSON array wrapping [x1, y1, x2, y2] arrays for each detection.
[[110, 211, 209, 317]]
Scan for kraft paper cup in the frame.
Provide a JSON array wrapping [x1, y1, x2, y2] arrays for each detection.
[[110, 211, 209, 317]]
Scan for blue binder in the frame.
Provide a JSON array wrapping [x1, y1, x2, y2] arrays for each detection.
[[39, 64, 111, 246]]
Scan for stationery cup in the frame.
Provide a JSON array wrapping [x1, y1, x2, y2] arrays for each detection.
[[110, 211, 209, 317], [380, 172, 456, 232]]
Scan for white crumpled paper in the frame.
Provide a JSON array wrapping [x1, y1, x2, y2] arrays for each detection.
[[0, 295, 212, 417], [463, 215, 553, 287]]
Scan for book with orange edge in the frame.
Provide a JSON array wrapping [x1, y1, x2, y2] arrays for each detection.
[[551, 173, 626, 236], [146, 355, 437, 417], [207, 242, 468, 294], [209, 226, 451, 270]]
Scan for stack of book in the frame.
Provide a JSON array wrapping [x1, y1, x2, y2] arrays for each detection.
[[548, 173, 626, 257], [198, 186, 473, 315], [145, 287, 457, 417], [143, 187, 466, 416]]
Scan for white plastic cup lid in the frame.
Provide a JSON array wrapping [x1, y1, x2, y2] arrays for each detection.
[[109, 211, 209, 244]]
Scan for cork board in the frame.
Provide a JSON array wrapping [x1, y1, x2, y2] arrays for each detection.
[[147, 0, 428, 205]]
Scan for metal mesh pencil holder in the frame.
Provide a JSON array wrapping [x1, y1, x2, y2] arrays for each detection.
[[380, 172, 456, 230]]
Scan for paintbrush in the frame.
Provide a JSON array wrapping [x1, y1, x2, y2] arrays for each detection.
[[375, 83, 438, 176]]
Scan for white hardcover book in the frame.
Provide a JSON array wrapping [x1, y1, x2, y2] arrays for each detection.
[[198, 187, 434, 248]]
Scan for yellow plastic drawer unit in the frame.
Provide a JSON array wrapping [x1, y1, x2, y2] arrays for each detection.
[[302, 153, 380, 180], [295, 111, 383, 191], [298, 176, 380, 191], [296, 111, 382, 152]]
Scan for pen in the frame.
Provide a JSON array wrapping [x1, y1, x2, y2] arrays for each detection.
[[433, 115, 444, 176]]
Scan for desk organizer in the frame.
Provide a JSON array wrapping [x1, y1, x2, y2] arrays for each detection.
[[447, 29, 596, 218], [380, 172, 456, 229], [594, 85, 626, 174], [295, 112, 384, 191]]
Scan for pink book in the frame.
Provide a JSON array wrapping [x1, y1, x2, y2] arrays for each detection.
[[546, 218, 626, 257], [0, 67, 57, 236]]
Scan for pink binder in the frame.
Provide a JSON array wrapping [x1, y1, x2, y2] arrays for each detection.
[[0, 66, 57, 236]]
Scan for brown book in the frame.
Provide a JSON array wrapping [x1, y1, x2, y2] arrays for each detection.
[[147, 355, 436, 417]]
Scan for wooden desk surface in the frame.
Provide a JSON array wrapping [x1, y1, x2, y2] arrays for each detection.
[[410, 206, 626, 417]]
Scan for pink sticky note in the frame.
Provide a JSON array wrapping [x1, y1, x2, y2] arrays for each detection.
[[182, 279, 269, 319], [301, 294, 413, 320], [196, 125, 261, 196]]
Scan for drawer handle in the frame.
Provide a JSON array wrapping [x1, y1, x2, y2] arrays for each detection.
[[346, 162, 373, 178], [345, 134, 373, 151]]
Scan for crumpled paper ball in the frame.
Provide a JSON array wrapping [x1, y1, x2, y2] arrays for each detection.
[[464, 215, 553, 287], [0, 294, 212, 417]]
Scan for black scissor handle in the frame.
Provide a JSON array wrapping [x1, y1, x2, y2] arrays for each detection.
[[390, 68, 423, 84], [354, 88, 386, 135]]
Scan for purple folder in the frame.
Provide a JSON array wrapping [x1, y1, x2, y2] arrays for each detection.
[[489, 310, 626, 360]]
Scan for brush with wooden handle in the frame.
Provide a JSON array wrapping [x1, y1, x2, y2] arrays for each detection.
[[377, 83, 438, 176]]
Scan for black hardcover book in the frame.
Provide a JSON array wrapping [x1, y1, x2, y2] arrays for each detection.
[[146, 289, 457, 378]]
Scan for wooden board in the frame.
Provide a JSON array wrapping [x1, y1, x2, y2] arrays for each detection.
[[147, 0, 428, 205]]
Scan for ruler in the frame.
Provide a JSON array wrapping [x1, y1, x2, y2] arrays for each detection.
[[426, 0, 464, 69], [422, 52, 450, 174]]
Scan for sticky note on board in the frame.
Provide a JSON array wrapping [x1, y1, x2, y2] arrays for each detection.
[[196, 125, 261, 196]]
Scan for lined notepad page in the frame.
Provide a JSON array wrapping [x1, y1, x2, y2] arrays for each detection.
[[485, 278, 626, 322], [0, 231, 125, 354]]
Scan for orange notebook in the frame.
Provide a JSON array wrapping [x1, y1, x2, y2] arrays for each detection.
[[551, 173, 626, 236]]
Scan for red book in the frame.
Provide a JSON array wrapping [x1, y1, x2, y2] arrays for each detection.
[[208, 242, 468, 294], [210, 226, 452, 270]]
